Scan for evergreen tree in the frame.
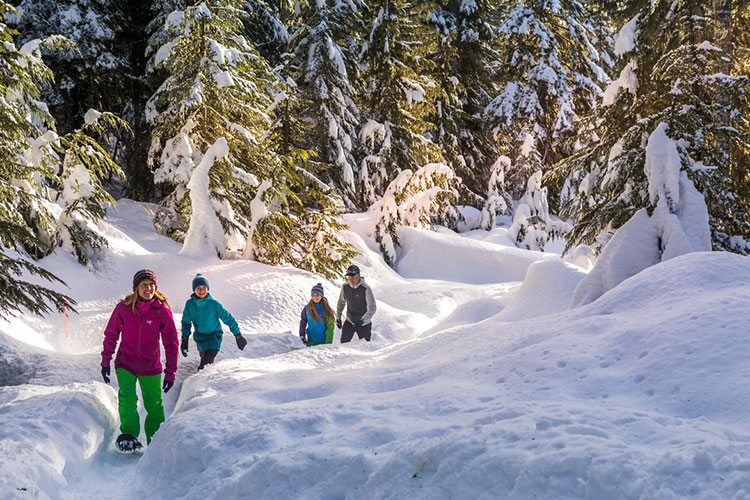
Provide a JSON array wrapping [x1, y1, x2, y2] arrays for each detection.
[[286, 0, 365, 209], [358, 0, 443, 207], [507, 170, 570, 251], [242, 0, 289, 66], [556, 0, 750, 254], [431, 0, 501, 211], [0, 1, 77, 317], [11, 0, 128, 133], [145, 0, 277, 252], [371, 162, 458, 266], [485, 0, 611, 202], [146, 1, 355, 277]]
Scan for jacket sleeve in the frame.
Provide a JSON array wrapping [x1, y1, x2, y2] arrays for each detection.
[[336, 284, 346, 320], [101, 304, 123, 367], [325, 317, 334, 344], [216, 301, 241, 335], [160, 307, 180, 382], [361, 284, 377, 325], [181, 300, 193, 338], [299, 307, 308, 338]]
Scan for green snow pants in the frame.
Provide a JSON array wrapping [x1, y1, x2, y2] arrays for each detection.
[[116, 368, 165, 444]]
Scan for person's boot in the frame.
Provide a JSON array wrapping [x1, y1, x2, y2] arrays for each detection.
[[116, 433, 143, 453]]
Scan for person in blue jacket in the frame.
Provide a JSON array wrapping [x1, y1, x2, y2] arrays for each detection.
[[181, 273, 247, 369], [299, 283, 335, 347]]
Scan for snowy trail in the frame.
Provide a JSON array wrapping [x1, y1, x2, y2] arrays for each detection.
[[5, 201, 750, 499], [12, 204, 526, 499]]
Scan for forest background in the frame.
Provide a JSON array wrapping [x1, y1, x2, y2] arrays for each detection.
[[0, 0, 748, 318]]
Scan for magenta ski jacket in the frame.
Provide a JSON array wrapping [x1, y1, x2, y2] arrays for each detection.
[[101, 298, 179, 382]]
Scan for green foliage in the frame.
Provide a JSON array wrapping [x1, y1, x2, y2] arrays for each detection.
[[430, 0, 501, 209], [486, 0, 611, 202], [146, 0, 277, 250], [358, 0, 444, 205], [246, 151, 357, 280], [285, 0, 364, 209], [53, 112, 129, 264], [0, 248, 75, 319], [555, 1, 750, 253], [371, 162, 458, 266]]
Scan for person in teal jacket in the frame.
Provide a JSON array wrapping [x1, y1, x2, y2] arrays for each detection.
[[181, 273, 247, 369], [298, 283, 335, 347]]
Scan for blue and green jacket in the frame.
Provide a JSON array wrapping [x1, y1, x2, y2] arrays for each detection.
[[181, 293, 240, 352], [299, 303, 334, 346]]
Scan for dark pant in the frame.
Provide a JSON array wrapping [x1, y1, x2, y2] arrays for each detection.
[[341, 321, 372, 343], [198, 349, 219, 370]]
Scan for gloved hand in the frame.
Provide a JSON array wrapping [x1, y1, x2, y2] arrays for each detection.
[[101, 366, 110, 384], [335, 318, 342, 329], [235, 333, 247, 351], [300, 334, 307, 345], [360, 318, 366, 326], [180, 336, 189, 357], [163, 380, 174, 393]]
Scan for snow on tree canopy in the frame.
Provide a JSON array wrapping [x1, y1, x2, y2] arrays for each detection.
[[180, 137, 230, 257], [602, 60, 637, 106], [571, 123, 711, 307], [645, 122, 681, 210], [83, 108, 101, 126], [614, 14, 640, 57]]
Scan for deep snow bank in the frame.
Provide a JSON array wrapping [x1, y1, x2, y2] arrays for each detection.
[[135, 251, 750, 499], [394, 226, 554, 283]]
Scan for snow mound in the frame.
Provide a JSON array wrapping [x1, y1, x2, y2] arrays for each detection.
[[133, 251, 750, 499], [495, 258, 586, 321], [0, 383, 116, 500], [395, 226, 553, 283]]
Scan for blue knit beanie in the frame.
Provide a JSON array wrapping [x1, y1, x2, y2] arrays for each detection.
[[192, 273, 210, 291], [311, 283, 324, 297]]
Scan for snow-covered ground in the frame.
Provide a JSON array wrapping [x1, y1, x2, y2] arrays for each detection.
[[2, 200, 750, 499]]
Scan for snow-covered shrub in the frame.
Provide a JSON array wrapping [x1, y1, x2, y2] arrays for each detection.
[[371, 162, 458, 266], [571, 123, 712, 307], [508, 170, 571, 251], [478, 155, 511, 230]]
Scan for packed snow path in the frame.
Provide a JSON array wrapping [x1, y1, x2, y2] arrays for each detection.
[[2, 201, 750, 499]]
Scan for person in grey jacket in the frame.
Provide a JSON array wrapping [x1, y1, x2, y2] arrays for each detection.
[[336, 264, 376, 343]]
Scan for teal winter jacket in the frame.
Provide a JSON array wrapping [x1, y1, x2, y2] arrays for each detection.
[[181, 293, 240, 352]]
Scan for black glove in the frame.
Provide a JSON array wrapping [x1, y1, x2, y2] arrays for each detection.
[[101, 366, 110, 384], [180, 336, 189, 357], [300, 335, 307, 345], [163, 380, 174, 393], [335, 318, 342, 329], [235, 333, 247, 351]]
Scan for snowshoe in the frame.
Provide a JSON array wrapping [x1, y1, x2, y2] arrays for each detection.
[[116, 433, 143, 454]]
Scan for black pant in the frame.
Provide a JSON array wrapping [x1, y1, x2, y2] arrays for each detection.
[[341, 321, 372, 343], [198, 349, 219, 370]]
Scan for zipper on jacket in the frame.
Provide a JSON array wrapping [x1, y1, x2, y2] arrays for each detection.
[[136, 304, 144, 374]]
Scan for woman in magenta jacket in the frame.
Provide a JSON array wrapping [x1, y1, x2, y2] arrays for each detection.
[[100, 269, 179, 452]]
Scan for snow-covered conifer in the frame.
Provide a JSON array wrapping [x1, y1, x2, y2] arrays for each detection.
[[485, 0, 611, 202], [371, 162, 458, 266], [242, 0, 289, 66], [571, 122, 712, 307], [507, 170, 570, 251], [51, 112, 128, 264], [285, 0, 365, 209], [358, 0, 443, 207], [145, 0, 276, 254], [430, 0, 501, 208], [478, 155, 510, 230], [557, 1, 750, 254], [11, 0, 127, 130]]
